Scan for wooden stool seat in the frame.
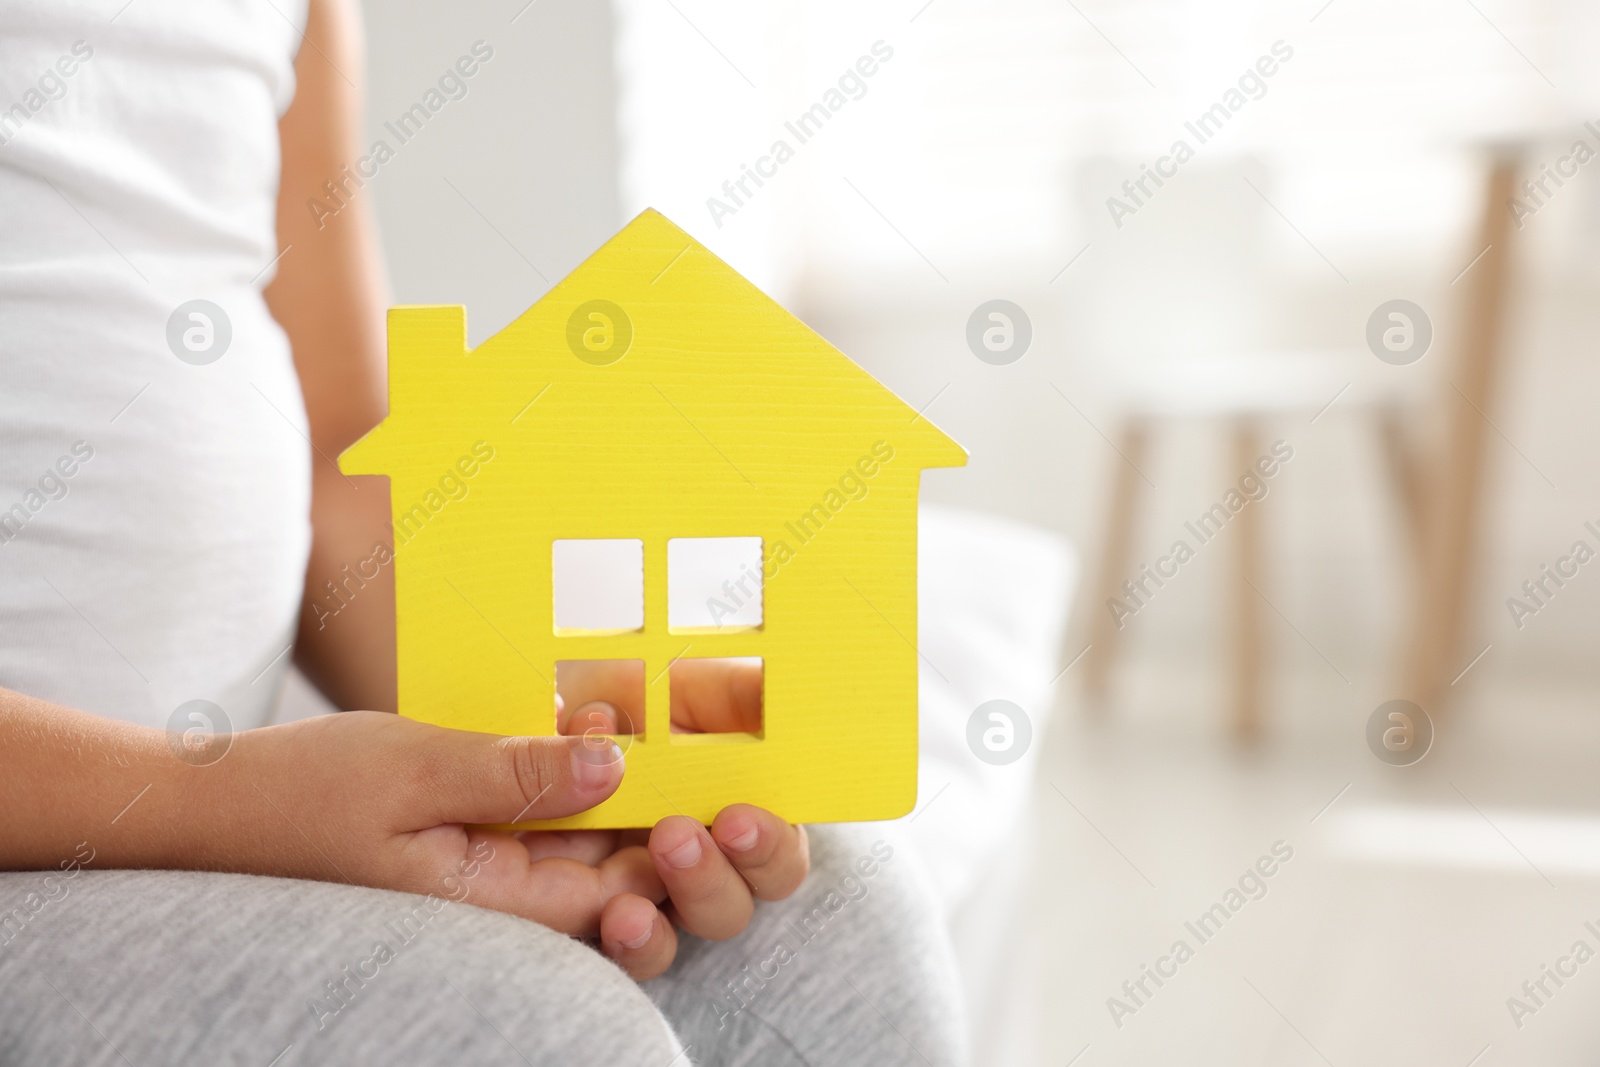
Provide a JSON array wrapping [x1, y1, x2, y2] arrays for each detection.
[[1076, 156, 1521, 738]]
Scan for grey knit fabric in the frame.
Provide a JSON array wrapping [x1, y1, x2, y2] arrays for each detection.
[[0, 826, 964, 1066]]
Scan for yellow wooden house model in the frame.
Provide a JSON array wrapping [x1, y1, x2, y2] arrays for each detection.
[[340, 209, 965, 829]]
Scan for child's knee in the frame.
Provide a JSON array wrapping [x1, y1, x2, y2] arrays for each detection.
[[0, 870, 687, 1065]]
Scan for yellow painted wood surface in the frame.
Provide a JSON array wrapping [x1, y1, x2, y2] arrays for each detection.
[[340, 209, 965, 828]]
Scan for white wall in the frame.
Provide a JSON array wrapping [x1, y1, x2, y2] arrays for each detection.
[[361, 0, 623, 346]]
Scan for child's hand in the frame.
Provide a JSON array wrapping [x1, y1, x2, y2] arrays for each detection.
[[540, 657, 811, 979], [227, 689, 808, 981], [210, 711, 669, 937], [1, 679, 808, 983], [608, 804, 810, 979]]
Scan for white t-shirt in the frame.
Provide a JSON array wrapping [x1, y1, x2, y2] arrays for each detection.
[[0, 0, 312, 731]]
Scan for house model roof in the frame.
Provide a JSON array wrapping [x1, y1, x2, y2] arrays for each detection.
[[342, 208, 965, 482]]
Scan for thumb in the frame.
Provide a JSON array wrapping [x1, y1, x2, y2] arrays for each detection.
[[408, 725, 625, 827]]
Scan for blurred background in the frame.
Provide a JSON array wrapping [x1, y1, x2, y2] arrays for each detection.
[[289, 0, 1600, 1061]]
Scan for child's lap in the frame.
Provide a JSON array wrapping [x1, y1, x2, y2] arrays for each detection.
[[0, 824, 961, 1066], [0, 863, 678, 1065]]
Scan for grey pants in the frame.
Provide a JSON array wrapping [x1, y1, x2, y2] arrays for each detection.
[[0, 825, 965, 1066]]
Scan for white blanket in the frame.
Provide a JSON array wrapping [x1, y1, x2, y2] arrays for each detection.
[[904, 504, 1075, 914]]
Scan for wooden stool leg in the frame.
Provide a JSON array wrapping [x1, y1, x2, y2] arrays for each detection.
[[1376, 403, 1427, 568], [1233, 420, 1264, 740], [1080, 420, 1149, 708], [1404, 157, 1519, 713]]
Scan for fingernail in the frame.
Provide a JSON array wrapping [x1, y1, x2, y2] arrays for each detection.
[[662, 832, 702, 869], [620, 922, 653, 950], [721, 820, 760, 852], [571, 739, 623, 792]]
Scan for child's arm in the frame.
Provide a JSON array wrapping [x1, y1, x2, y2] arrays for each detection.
[[264, 0, 397, 714], [0, 687, 647, 923]]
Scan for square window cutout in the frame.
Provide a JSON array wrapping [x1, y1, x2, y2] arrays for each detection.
[[556, 660, 644, 737], [553, 539, 643, 633], [668, 537, 763, 631], [670, 657, 763, 742]]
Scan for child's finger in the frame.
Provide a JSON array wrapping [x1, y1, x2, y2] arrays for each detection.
[[711, 805, 809, 901], [667, 658, 763, 734], [556, 699, 617, 736], [647, 816, 754, 940], [515, 828, 621, 865], [455, 830, 666, 936], [403, 724, 624, 827], [557, 698, 645, 743], [600, 893, 678, 980], [601, 843, 669, 906]]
